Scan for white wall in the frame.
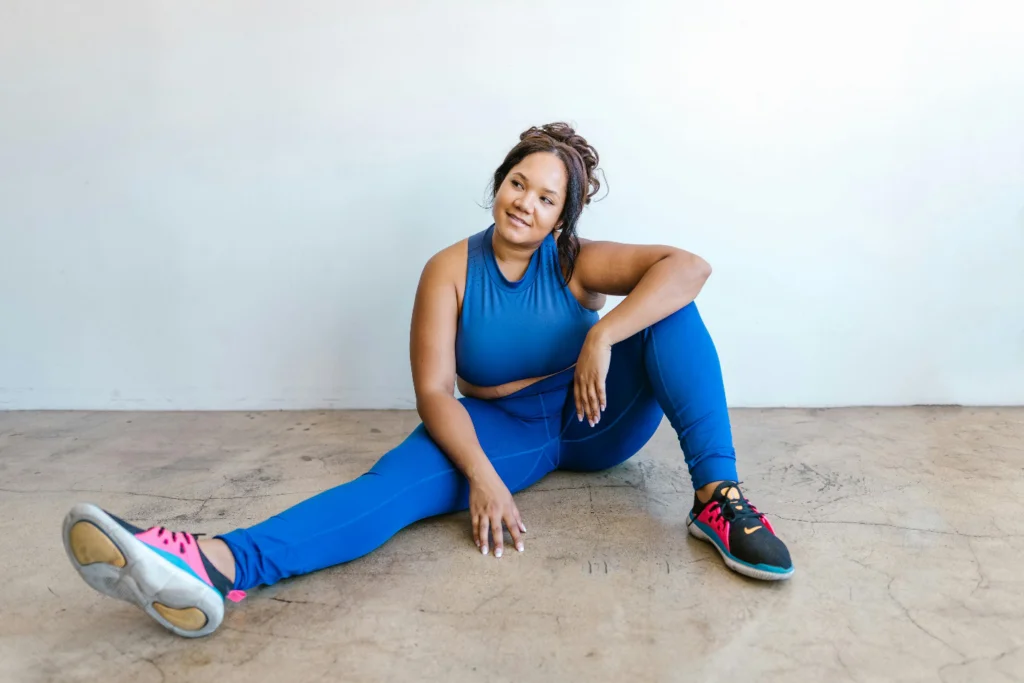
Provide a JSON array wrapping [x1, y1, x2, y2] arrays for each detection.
[[2, 1, 1022, 410]]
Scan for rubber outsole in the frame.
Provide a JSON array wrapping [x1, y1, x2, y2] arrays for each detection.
[[686, 516, 795, 582], [61, 503, 225, 638]]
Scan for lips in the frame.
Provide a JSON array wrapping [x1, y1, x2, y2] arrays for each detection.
[[506, 212, 530, 228]]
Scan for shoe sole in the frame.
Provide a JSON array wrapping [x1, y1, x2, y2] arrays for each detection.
[[62, 503, 224, 638], [687, 515, 794, 582]]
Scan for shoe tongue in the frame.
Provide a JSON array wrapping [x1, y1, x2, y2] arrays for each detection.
[[717, 483, 742, 501], [716, 483, 756, 521]]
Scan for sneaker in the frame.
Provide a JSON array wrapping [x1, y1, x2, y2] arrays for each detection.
[[62, 503, 245, 638], [687, 482, 794, 581]]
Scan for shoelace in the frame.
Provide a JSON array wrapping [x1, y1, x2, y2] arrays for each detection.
[[155, 526, 203, 555], [711, 483, 764, 525]]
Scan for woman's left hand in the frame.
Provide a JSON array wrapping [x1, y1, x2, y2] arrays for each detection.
[[574, 331, 612, 427]]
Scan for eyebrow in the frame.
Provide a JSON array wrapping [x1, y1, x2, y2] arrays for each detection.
[[511, 171, 560, 198]]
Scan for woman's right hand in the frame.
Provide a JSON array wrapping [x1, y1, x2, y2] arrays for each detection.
[[469, 471, 526, 558]]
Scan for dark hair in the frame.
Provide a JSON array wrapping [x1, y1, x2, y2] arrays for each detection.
[[490, 122, 602, 285]]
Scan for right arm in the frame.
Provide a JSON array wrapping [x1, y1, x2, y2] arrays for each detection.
[[409, 247, 525, 557]]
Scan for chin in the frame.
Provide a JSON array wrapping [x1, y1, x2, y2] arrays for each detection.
[[493, 214, 519, 237], [496, 212, 541, 243]]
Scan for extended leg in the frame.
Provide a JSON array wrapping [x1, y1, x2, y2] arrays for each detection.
[[60, 395, 561, 638], [219, 396, 558, 590]]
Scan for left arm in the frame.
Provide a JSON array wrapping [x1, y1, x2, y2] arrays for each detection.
[[571, 241, 712, 425]]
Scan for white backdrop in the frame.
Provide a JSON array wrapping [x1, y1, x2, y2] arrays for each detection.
[[2, 1, 1022, 409]]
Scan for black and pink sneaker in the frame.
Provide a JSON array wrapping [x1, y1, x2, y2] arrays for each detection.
[[62, 503, 245, 638], [686, 482, 794, 581]]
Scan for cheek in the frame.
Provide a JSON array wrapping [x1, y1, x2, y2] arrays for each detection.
[[544, 204, 562, 225], [493, 187, 505, 204], [498, 186, 517, 207]]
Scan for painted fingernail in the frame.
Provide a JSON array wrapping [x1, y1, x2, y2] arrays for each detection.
[[495, 548, 503, 558], [481, 546, 488, 555], [517, 542, 524, 552], [578, 414, 583, 422]]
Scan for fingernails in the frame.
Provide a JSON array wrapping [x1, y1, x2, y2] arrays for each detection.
[[481, 545, 488, 555], [495, 548, 503, 558], [517, 542, 524, 552], [577, 414, 583, 422]]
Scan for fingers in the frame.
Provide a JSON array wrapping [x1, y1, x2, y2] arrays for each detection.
[[478, 515, 490, 555], [574, 371, 607, 427], [574, 378, 584, 422], [506, 511, 524, 553], [585, 383, 601, 426], [490, 514, 504, 558], [514, 507, 527, 535], [473, 497, 527, 559]]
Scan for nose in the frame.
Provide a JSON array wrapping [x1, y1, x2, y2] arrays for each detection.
[[512, 193, 534, 214]]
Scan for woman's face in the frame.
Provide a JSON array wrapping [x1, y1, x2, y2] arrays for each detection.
[[492, 152, 568, 247]]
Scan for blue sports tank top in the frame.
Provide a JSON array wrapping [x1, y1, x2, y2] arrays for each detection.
[[455, 224, 599, 387]]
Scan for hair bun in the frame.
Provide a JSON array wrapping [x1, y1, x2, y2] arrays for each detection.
[[520, 122, 601, 205]]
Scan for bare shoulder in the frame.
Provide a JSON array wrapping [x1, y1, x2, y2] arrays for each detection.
[[420, 238, 467, 278], [420, 237, 470, 307]]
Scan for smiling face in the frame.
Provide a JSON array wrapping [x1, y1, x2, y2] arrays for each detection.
[[491, 152, 569, 247]]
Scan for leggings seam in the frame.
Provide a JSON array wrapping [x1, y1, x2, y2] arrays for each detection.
[[537, 393, 559, 468], [649, 324, 681, 426], [512, 445, 556, 490], [538, 393, 553, 440]]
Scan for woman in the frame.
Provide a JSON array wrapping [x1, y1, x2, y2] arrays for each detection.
[[61, 123, 794, 639]]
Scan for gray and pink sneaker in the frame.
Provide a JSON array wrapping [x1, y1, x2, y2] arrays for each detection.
[[62, 503, 245, 638], [686, 482, 794, 581]]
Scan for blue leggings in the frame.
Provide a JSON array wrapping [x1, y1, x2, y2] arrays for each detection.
[[220, 303, 738, 590]]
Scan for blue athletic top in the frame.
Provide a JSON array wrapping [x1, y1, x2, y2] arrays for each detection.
[[455, 224, 600, 387]]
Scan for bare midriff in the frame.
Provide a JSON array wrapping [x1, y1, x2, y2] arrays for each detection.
[[457, 364, 575, 401]]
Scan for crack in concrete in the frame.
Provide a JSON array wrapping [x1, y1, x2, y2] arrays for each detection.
[[937, 644, 1024, 682], [0, 486, 327, 502], [269, 595, 344, 609], [966, 538, 989, 596], [136, 655, 167, 683], [531, 483, 636, 493], [887, 577, 967, 660], [219, 625, 325, 644], [775, 515, 1023, 539]]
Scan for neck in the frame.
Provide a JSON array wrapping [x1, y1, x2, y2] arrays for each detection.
[[490, 229, 539, 282]]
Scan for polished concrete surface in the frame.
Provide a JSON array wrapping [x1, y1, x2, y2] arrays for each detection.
[[1, 408, 1022, 683]]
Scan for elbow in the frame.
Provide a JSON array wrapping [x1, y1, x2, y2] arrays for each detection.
[[696, 257, 712, 281], [415, 385, 453, 414], [679, 251, 711, 283]]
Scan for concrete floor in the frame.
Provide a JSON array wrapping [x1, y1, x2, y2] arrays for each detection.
[[1, 408, 1022, 683]]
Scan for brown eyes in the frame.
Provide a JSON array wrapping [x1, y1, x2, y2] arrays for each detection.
[[511, 180, 554, 205]]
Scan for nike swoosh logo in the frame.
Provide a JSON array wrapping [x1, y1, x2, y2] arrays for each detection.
[[744, 526, 762, 535]]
